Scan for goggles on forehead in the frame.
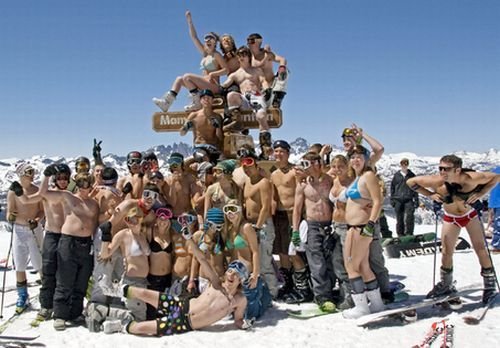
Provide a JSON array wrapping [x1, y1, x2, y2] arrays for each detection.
[[204, 34, 216, 42], [127, 158, 141, 166], [177, 214, 197, 226], [341, 128, 356, 138], [155, 207, 173, 220], [206, 221, 224, 231], [237, 148, 253, 158], [227, 260, 248, 282], [142, 190, 159, 201], [240, 157, 255, 167], [223, 204, 242, 215]]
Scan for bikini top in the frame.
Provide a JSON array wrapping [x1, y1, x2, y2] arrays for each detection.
[[345, 177, 363, 200], [443, 182, 485, 204], [329, 189, 347, 205], [149, 237, 172, 254], [225, 233, 248, 250], [129, 236, 151, 257], [200, 54, 218, 73]]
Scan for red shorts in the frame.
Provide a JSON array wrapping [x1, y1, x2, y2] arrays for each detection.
[[443, 209, 478, 228]]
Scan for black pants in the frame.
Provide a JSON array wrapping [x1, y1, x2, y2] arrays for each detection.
[[53, 234, 93, 320], [39, 231, 61, 309], [146, 273, 172, 320], [394, 200, 415, 236]]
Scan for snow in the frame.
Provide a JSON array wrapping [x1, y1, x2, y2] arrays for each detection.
[[0, 218, 498, 348]]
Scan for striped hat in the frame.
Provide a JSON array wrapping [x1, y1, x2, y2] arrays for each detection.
[[206, 208, 225, 224]]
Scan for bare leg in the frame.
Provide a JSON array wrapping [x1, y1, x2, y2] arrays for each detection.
[[182, 73, 221, 94], [256, 109, 269, 131], [441, 222, 461, 269], [466, 217, 493, 268], [344, 228, 372, 279], [226, 91, 243, 109], [127, 320, 158, 336], [170, 76, 186, 94], [127, 286, 160, 308]]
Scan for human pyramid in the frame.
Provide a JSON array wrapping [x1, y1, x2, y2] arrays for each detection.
[[4, 10, 499, 338]]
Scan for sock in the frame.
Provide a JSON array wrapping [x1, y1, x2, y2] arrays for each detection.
[[189, 88, 199, 94], [123, 284, 130, 298], [169, 90, 178, 97]]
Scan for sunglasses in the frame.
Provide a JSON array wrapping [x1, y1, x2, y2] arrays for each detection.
[[156, 208, 173, 220], [169, 163, 181, 170], [204, 35, 216, 42], [241, 157, 255, 167], [177, 214, 197, 226], [23, 168, 35, 177], [127, 158, 141, 166], [142, 190, 159, 201], [125, 215, 142, 225], [206, 221, 224, 231], [438, 166, 455, 172], [223, 204, 241, 215], [247, 38, 256, 44]]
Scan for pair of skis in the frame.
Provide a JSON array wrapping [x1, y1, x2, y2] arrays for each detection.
[[413, 319, 454, 348]]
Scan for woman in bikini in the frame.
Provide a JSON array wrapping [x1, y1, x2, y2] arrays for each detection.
[[188, 208, 226, 295], [329, 154, 355, 309], [153, 11, 229, 113], [407, 154, 499, 304], [342, 145, 385, 319], [100, 207, 151, 321], [146, 206, 174, 319], [203, 160, 242, 218], [223, 200, 271, 320]]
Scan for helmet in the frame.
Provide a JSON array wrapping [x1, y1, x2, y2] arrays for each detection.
[[102, 167, 118, 185], [143, 150, 158, 162], [55, 164, 71, 176], [214, 160, 236, 175], [75, 156, 90, 173], [126, 151, 142, 170]]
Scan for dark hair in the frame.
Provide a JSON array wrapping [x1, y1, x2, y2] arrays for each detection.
[[308, 143, 323, 154], [440, 155, 462, 168], [219, 34, 237, 58], [236, 46, 252, 63], [247, 33, 262, 40], [144, 183, 160, 194], [302, 152, 321, 162]]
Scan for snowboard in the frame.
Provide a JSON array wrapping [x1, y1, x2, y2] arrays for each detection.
[[287, 307, 337, 319], [356, 286, 483, 326]]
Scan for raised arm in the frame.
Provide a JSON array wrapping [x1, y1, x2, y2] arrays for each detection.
[[183, 231, 221, 288], [352, 124, 384, 165], [185, 11, 205, 54]]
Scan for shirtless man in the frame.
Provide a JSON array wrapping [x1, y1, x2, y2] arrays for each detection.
[[11, 163, 71, 321], [270, 140, 312, 303], [247, 33, 288, 108], [239, 148, 278, 297], [221, 46, 272, 157], [166, 153, 198, 218], [39, 167, 99, 331], [117, 151, 144, 199], [98, 228, 248, 336], [292, 152, 336, 311], [407, 155, 499, 303], [7, 163, 44, 314], [180, 89, 223, 163]]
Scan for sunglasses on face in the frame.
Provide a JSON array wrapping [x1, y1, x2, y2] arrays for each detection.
[[223, 204, 241, 215], [142, 190, 159, 201], [438, 166, 455, 172], [156, 208, 173, 221], [23, 168, 35, 177], [127, 158, 141, 166], [247, 38, 256, 44], [241, 157, 255, 167], [206, 221, 224, 231], [77, 162, 89, 171], [177, 214, 197, 226]]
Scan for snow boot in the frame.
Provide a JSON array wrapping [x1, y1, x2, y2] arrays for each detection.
[[481, 267, 497, 304], [184, 91, 201, 111], [15, 282, 29, 314], [336, 281, 354, 310], [285, 268, 313, 304], [426, 267, 456, 298], [366, 288, 385, 313], [342, 292, 370, 319], [277, 268, 294, 301], [153, 91, 176, 112]]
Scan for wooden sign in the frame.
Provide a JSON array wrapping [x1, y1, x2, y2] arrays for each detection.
[[152, 108, 283, 132]]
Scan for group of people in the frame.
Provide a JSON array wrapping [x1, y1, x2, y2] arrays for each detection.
[[6, 119, 500, 338], [152, 11, 289, 159]]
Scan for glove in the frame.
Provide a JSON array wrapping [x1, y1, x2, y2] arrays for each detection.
[[263, 87, 272, 101], [241, 317, 255, 330], [28, 219, 38, 230], [209, 117, 221, 129], [9, 181, 23, 197], [122, 182, 133, 195], [390, 199, 396, 208], [432, 201, 442, 214], [181, 226, 192, 240], [291, 230, 301, 247], [361, 220, 376, 237], [7, 213, 17, 223], [277, 65, 287, 81], [43, 164, 58, 177], [99, 221, 113, 242]]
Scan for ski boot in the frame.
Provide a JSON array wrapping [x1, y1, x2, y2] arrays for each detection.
[[285, 268, 313, 304], [342, 292, 370, 319], [481, 267, 497, 304], [15, 283, 29, 314], [276, 268, 294, 301], [184, 91, 201, 111], [426, 267, 456, 298], [336, 281, 354, 310], [152, 91, 176, 112]]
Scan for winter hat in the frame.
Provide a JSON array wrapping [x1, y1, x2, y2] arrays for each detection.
[[214, 160, 236, 175], [15, 162, 35, 177]]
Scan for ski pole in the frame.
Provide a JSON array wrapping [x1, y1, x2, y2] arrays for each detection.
[[432, 202, 442, 288], [0, 222, 15, 319]]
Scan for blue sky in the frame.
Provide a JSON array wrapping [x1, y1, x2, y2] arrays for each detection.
[[1, 0, 499, 159]]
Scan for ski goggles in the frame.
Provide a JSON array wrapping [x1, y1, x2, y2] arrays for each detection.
[[127, 158, 141, 166], [76, 162, 90, 172], [227, 260, 248, 282], [236, 148, 255, 159], [155, 207, 173, 221], [341, 128, 357, 138], [223, 204, 242, 215], [142, 190, 159, 201], [177, 214, 197, 226], [206, 221, 224, 231], [169, 163, 181, 170], [299, 159, 315, 170], [240, 157, 255, 167], [23, 168, 35, 177], [204, 34, 217, 42]]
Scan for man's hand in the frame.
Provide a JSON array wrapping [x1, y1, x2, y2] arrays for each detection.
[[9, 181, 23, 197], [28, 219, 38, 230], [7, 212, 17, 224], [361, 221, 376, 237]]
